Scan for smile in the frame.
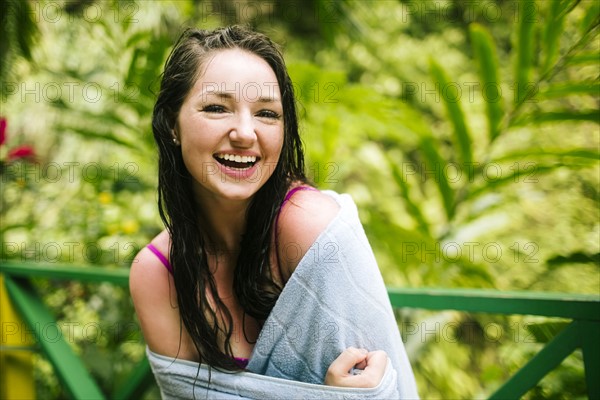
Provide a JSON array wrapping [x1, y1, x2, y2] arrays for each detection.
[[214, 153, 259, 170]]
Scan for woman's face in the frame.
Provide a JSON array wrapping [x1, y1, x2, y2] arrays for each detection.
[[175, 48, 284, 204]]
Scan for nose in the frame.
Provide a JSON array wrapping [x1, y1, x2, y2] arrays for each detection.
[[229, 111, 257, 147]]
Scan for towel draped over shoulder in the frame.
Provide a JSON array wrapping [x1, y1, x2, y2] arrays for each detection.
[[147, 191, 419, 399]]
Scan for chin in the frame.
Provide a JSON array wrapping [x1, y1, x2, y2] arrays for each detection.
[[217, 182, 263, 201]]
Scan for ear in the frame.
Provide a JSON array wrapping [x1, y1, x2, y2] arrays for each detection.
[[171, 129, 180, 146]]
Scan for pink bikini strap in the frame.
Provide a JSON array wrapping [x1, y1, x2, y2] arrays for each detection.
[[146, 243, 173, 274]]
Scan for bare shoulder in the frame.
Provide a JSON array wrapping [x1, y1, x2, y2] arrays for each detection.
[[129, 229, 172, 302], [130, 230, 195, 359], [276, 189, 340, 281]]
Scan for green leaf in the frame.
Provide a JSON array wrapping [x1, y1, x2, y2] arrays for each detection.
[[537, 82, 600, 99], [465, 165, 558, 201], [126, 31, 153, 49], [566, 53, 600, 65], [11, 0, 39, 61], [513, 111, 599, 125], [429, 60, 473, 167], [526, 321, 570, 344], [53, 105, 138, 133], [56, 124, 138, 149], [469, 23, 504, 143], [580, 0, 600, 35], [465, 151, 599, 201], [514, 0, 537, 105], [493, 148, 600, 162], [321, 114, 340, 164], [125, 48, 143, 88], [386, 152, 431, 236], [420, 135, 456, 220], [451, 259, 495, 287], [547, 252, 600, 268], [366, 209, 437, 270], [542, 0, 567, 73]]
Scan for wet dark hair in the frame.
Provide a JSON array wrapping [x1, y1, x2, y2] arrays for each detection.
[[152, 25, 306, 371]]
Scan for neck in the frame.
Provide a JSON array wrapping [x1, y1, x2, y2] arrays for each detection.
[[195, 195, 250, 256]]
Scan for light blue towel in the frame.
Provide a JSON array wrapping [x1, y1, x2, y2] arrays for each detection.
[[147, 348, 401, 399], [147, 191, 419, 399]]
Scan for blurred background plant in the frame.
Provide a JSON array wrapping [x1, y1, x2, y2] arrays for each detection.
[[1, 0, 598, 398]]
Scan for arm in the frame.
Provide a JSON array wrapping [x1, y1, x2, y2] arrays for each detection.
[[275, 188, 340, 280], [275, 189, 388, 388], [129, 233, 198, 361]]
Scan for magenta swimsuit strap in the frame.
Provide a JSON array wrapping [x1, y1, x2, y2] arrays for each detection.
[[274, 186, 318, 238], [233, 356, 249, 369], [146, 243, 173, 274]]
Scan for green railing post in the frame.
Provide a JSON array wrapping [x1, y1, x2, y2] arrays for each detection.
[[581, 320, 600, 400], [489, 321, 580, 399], [3, 275, 106, 400]]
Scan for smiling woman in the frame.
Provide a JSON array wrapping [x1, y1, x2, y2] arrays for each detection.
[[129, 25, 418, 399]]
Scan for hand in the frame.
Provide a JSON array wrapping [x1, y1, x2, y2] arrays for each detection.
[[324, 347, 388, 388]]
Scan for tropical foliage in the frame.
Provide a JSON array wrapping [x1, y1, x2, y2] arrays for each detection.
[[1, 0, 598, 398]]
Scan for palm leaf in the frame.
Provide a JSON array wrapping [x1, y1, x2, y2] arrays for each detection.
[[469, 23, 504, 143], [542, 0, 567, 73], [537, 82, 600, 99], [493, 148, 600, 162], [526, 321, 570, 344], [547, 252, 600, 268], [387, 152, 431, 236], [465, 165, 560, 201], [566, 53, 600, 65], [465, 152, 598, 201], [512, 111, 599, 125], [420, 135, 456, 221], [56, 124, 138, 150], [429, 60, 473, 167], [514, 0, 537, 106], [580, 0, 600, 34]]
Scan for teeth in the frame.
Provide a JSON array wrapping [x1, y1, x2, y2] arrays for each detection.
[[216, 153, 257, 163]]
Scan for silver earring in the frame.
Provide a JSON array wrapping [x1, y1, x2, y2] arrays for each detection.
[[171, 128, 180, 146]]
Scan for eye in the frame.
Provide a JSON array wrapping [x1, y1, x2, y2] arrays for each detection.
[[256, 109, 281, 119], [202, 104, 226, 113]]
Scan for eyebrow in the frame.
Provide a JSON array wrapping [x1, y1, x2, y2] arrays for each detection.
[[199, 91, 281, 103]]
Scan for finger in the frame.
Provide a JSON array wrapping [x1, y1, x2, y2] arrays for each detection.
[[354, 358, 368, 370], [360, 351, 387, 384], [365, 350, 387, 368], [328, 347, 368, 377]]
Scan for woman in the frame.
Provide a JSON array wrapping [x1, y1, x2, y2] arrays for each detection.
[[130, 25, 417, 398]]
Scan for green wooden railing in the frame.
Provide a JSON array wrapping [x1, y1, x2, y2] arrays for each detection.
[[1, 262, 152, 400], [1, 261, 599, 399]]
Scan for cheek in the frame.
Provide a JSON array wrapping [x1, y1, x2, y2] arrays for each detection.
[[272, 128, 285, 158]]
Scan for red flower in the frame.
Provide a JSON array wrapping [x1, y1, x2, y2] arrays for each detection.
[[0, 118, 6, 146], [8, 145, 36, 161]]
